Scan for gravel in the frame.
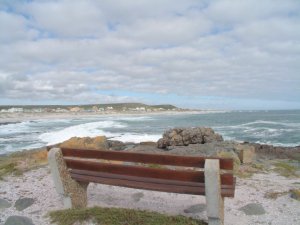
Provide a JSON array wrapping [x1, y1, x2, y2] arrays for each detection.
[[0, 166, 299, 225]]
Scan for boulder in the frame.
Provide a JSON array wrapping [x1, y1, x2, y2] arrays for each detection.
[[14, 198, 35, 211], [238, 203, 266, 215], [4, 216, 35, 225], [184, 204, 206, 214], [60, 136, 109, 150], [0, 198, 11, 209], [107, 140, 127, 151], [157, 127, 223, 149], [131, 192, 144, 202]]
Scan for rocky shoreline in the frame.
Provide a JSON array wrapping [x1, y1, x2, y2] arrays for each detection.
[[0, 127, 299, 225], [44, 127, 300, 161]]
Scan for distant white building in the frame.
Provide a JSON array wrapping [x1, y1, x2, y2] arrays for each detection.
[[136, 107, 146, 111], [6, 108, 24, 113], [32, 108, 43, 113]]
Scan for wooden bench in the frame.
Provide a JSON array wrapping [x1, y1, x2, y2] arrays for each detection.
[[48, 147, 236, 225]]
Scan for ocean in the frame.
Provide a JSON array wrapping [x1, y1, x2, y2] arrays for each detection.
[[0, 110, 299, 154]]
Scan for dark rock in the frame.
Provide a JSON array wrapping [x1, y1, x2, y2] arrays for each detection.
[[249, 143, 300, 160], [127, 144, 162, 154], [290, 189, 300, 201], [239, 203, 266, 215], [107, 140, 127, 151], [184, 204, 206, 213], [131, 192, 144, 202], [4, 216, 35, 225], [157, 127, 223, 149], [139, 141, 157, 146], [14, 198, 35, 211], [166, 141, 237, 156], [0, 198, 11, 209]]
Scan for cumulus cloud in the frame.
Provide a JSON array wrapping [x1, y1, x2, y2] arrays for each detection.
[[0, 0, 299, 109]]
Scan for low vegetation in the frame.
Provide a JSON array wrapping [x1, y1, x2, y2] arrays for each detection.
[[48, 206, 206, 225], [264, 190, 289, 199], [272, 161, 298, 177], [0, 149, 48, 179]]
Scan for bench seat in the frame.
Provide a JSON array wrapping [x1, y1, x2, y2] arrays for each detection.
[[48, 147, 236, 225]]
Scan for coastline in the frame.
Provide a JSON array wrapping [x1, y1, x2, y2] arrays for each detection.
[[1, 110, 299, 155], [0, 140, 299, 225], [0, 110, 225, 124]]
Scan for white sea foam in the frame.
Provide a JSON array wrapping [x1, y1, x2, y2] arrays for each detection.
[[39, 120, 126, 145], [115, 116, 155, 121], [109, 133, 161, 143], [232, 120, 300, 128], [0, 121, 33, 135]]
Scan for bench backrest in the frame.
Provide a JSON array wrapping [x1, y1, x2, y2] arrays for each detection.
[[61, 148, 235, 197]]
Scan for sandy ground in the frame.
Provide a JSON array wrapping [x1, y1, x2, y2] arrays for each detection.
[[0, 165, 299, 225]]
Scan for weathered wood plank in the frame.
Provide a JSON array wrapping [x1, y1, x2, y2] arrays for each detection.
[[65, 158, 234, 185], [70, 169, 235, 189], [70, 172, 234, 197], [61, 148, 233, 170]]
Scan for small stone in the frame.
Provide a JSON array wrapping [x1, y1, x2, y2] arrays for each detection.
[[131, 192, 144, 202], [184, 204, 206, 213], [4, 216, 35, 225], [290, 189, 300, 201], [14, 198, 35, 211], [239, 203, 266, 215], [0, 198, 12, 209]]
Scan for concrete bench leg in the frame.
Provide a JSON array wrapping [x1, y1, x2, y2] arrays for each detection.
[[205, 159, 224, 225], [48, 148, 88, 208]]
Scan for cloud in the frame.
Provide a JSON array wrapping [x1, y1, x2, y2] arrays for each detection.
[[0, 0, 299, 109], [0, 11, 38, 42]]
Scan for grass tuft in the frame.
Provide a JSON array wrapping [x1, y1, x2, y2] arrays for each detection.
[[264, 191, 289, 199], [273, 161, 297, 177], [0, 149, 48, 179], [48, 206, 206, 225], [0, 161, 20, 179]]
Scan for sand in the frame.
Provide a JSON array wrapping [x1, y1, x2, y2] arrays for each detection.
[[0, 165, 299, 225]]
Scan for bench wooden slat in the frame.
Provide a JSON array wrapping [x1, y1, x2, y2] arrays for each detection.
[[70, 169, 235, 190], [61, 148, 233, 170], [70, 172, 235, 197], [65, 158, 234, 185]]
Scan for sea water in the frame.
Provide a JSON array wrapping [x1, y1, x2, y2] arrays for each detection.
[[0, 110, 299, 154]]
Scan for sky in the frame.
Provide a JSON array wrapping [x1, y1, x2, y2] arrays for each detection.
[[0, 0, 300, 110]]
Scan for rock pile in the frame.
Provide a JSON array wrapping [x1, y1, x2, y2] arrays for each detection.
[[157, 127, 223, 149]]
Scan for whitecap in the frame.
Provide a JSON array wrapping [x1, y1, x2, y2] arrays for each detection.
[[0, 121, 33, 135], [39, 120, 126, 145], [115, 116, 155, 121], [234, 120, 300, 128], [109, 133, 161, 143]]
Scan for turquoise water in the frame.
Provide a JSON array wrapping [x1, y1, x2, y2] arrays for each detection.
[[0, 110, 299, 153]]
